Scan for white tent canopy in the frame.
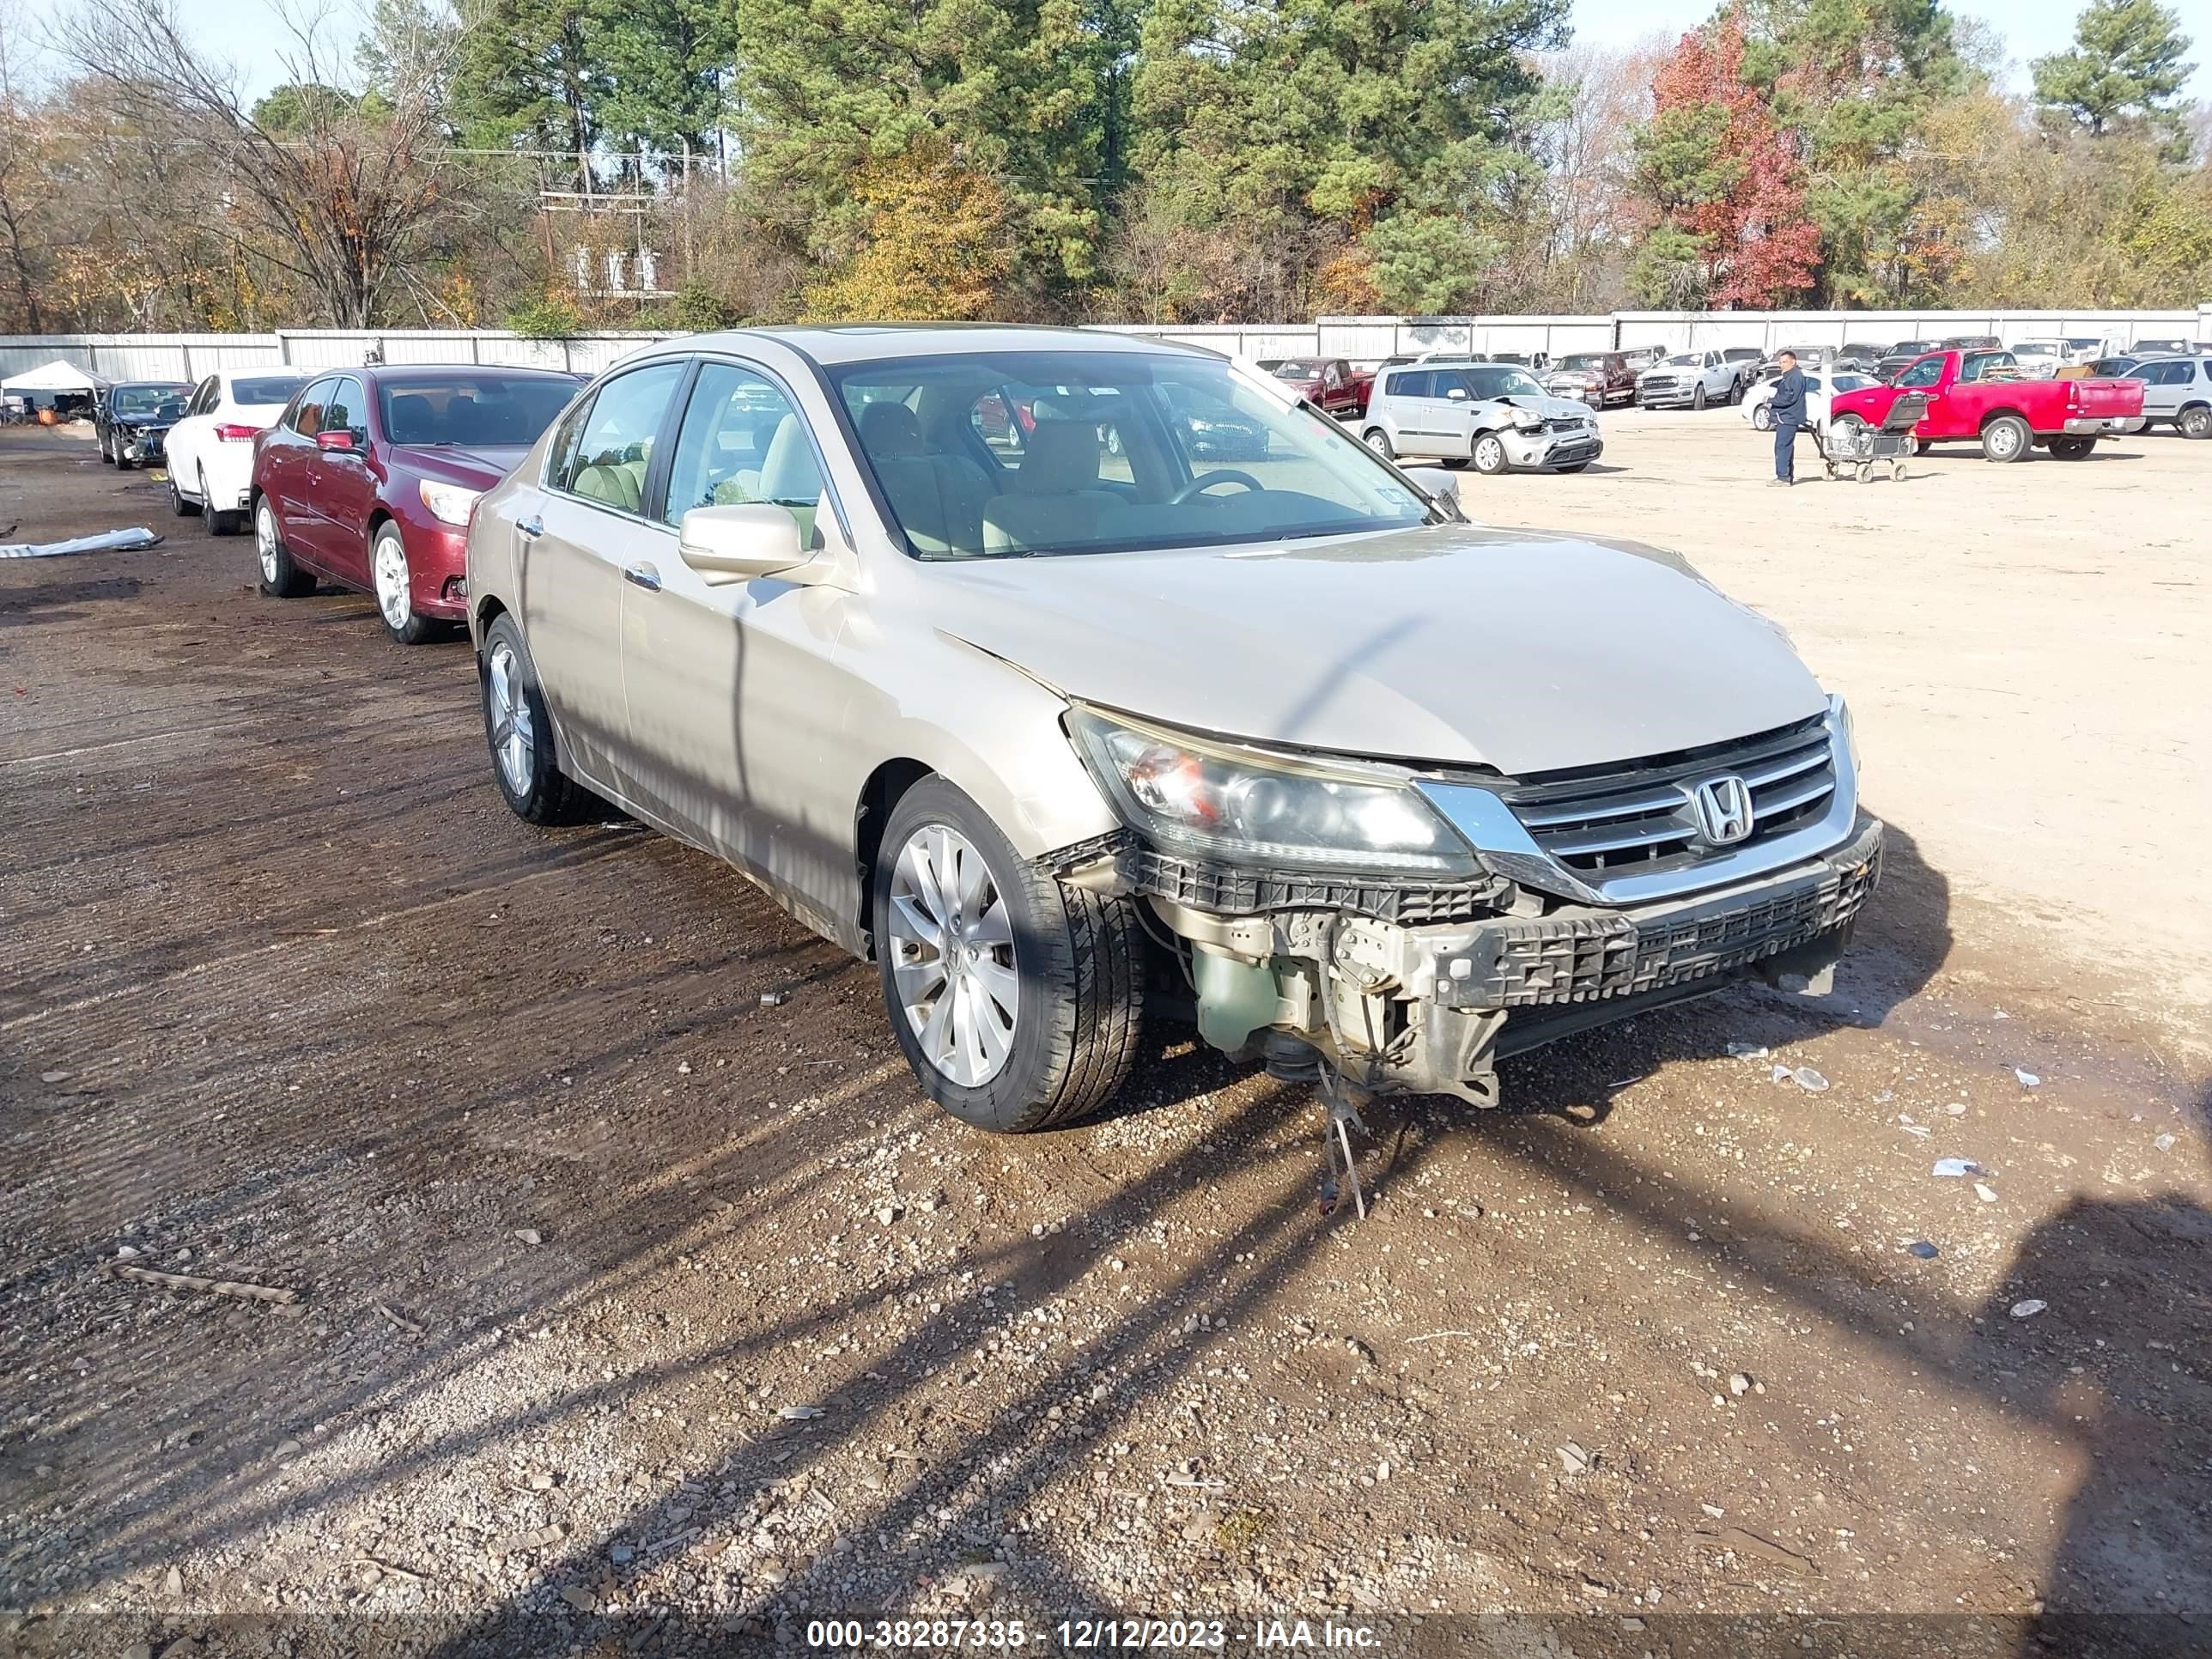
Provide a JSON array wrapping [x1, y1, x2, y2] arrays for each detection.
[[1, 359, 109, 394]]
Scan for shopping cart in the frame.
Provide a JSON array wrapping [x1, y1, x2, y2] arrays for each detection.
[[1822, 392, 1929, 483]]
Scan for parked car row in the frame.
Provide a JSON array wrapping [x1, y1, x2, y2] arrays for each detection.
[[126, 325, 1881, 1137]]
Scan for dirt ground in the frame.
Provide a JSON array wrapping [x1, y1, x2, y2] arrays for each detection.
[[1, 412, 2207, 1659]]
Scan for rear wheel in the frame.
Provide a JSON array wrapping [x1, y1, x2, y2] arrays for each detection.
[[204, 471, 243, 535], [254, 496, 315, 598], [1469, 431, 1510, 475], [1362, 428, 1395, 460], [875, 777, 1144, 1134], [2048, 435, 2095, 460], [2179, 404, 2211, 441], [1981, 414, 2032, 463], [480, 613, 591, 825]]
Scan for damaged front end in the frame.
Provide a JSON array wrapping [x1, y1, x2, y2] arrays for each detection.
[[1049, 701, 1882, 1111]]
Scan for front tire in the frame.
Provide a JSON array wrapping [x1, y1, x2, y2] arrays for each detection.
[[1692, 383, 1708, 410], [255, 496, 315, 598], [1470, 432, 1510, 475], [371, 523, 437, 644], [169, 472, 201, 518], [1752, 404, 1774, 432], [875, 777, 1144, 1134], [1981, 415, 2032, 463], [480, 614, 590, 825]]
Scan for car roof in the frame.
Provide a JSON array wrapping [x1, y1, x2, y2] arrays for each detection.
[[356, 363, 580, 382], [657, 324, 1217, 369]]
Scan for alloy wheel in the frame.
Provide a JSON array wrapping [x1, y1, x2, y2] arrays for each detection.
[[485, 641, 535, 797], [886, 823, 1018, 1088], [255, 501, 280, 583], [374, 533, 412, 631]]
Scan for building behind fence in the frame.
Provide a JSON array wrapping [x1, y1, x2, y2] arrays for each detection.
[[5, 306, 2209, 384]]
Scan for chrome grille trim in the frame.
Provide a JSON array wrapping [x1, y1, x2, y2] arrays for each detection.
[[1414, 706, 1860, 908]]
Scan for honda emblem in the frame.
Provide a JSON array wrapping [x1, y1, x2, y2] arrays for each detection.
[[1691, 775, 1754, 845]]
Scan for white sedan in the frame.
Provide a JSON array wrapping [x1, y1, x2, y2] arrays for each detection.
[[162, 368, 312, 535], [1741, 369, 1879, 432]]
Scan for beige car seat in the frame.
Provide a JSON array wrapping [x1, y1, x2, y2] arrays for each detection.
[[982, 420, 1121, 554]]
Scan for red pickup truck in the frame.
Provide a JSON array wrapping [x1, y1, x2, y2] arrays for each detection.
[[1260, 357, 1373, 420], [1827, 349, 2143, 462]]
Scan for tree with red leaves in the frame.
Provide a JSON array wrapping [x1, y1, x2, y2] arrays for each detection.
[[1629, 15, 1822, 308]]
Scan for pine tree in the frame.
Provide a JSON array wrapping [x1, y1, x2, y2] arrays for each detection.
[[1126, 0, 1567, 319], [2033, 0, 2195, 150], [730, 0, 1114, 300]]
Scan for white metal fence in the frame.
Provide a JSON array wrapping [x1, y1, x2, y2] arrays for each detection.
[[5, 306, 2209, 385]]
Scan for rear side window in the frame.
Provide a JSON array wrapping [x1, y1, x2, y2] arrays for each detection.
[[550, 361, 685, 517]]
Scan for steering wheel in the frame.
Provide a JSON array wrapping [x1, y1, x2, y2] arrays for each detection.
[[1169, 469, 1265, 506]]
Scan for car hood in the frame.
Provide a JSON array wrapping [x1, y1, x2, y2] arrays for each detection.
[[927, 523, 1826, 775], [390, 445, 530, 489], [1481, 393, 1593, 422]]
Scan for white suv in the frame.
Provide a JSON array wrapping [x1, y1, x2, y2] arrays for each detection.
[[1360, 362, 1602, 474], [1637, 349, 1739, 410], [163, 368, 312, 534]]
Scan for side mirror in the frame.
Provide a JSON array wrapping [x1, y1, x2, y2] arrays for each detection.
[[1444, 386, 1468, 400], [678, 503, 807, 586], [1402, 465, 1463, 508], [315, 429, 356, 453]]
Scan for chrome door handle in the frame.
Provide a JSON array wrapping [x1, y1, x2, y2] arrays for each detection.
[[623, 562, 661, 592], [516, 516, 544, 539]]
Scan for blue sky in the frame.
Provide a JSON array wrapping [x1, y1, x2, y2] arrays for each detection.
[[43, 0, 2212, 104]]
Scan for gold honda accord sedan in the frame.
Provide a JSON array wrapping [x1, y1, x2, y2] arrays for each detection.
[[465, 326, 1880, 1133]]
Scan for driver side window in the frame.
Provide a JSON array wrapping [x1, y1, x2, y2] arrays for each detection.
[[661, 361, 823, 544], [289, 378, 337, 436]]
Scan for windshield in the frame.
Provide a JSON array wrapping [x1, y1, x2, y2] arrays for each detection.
[[1269, 362, 1323, 381], [1662, 354, 1703, 368], [1558, 355, 1605, 371], [380, 374, 577, 447], [1463, 366, 1546, 400], [234, 374, 308, 406], [2013, 343, 2057, 356], [113, 385, 187, 416], [830, 350, 1437, 561]]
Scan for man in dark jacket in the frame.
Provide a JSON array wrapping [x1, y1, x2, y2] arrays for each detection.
[[1768, 351, 1808, 485]]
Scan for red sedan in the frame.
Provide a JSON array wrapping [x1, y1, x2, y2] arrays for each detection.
[[250, 366, 583, 641]]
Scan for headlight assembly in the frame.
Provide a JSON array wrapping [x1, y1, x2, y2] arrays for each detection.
[[419, 479, 483, 526], [1065, 706, 1480, 877]]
